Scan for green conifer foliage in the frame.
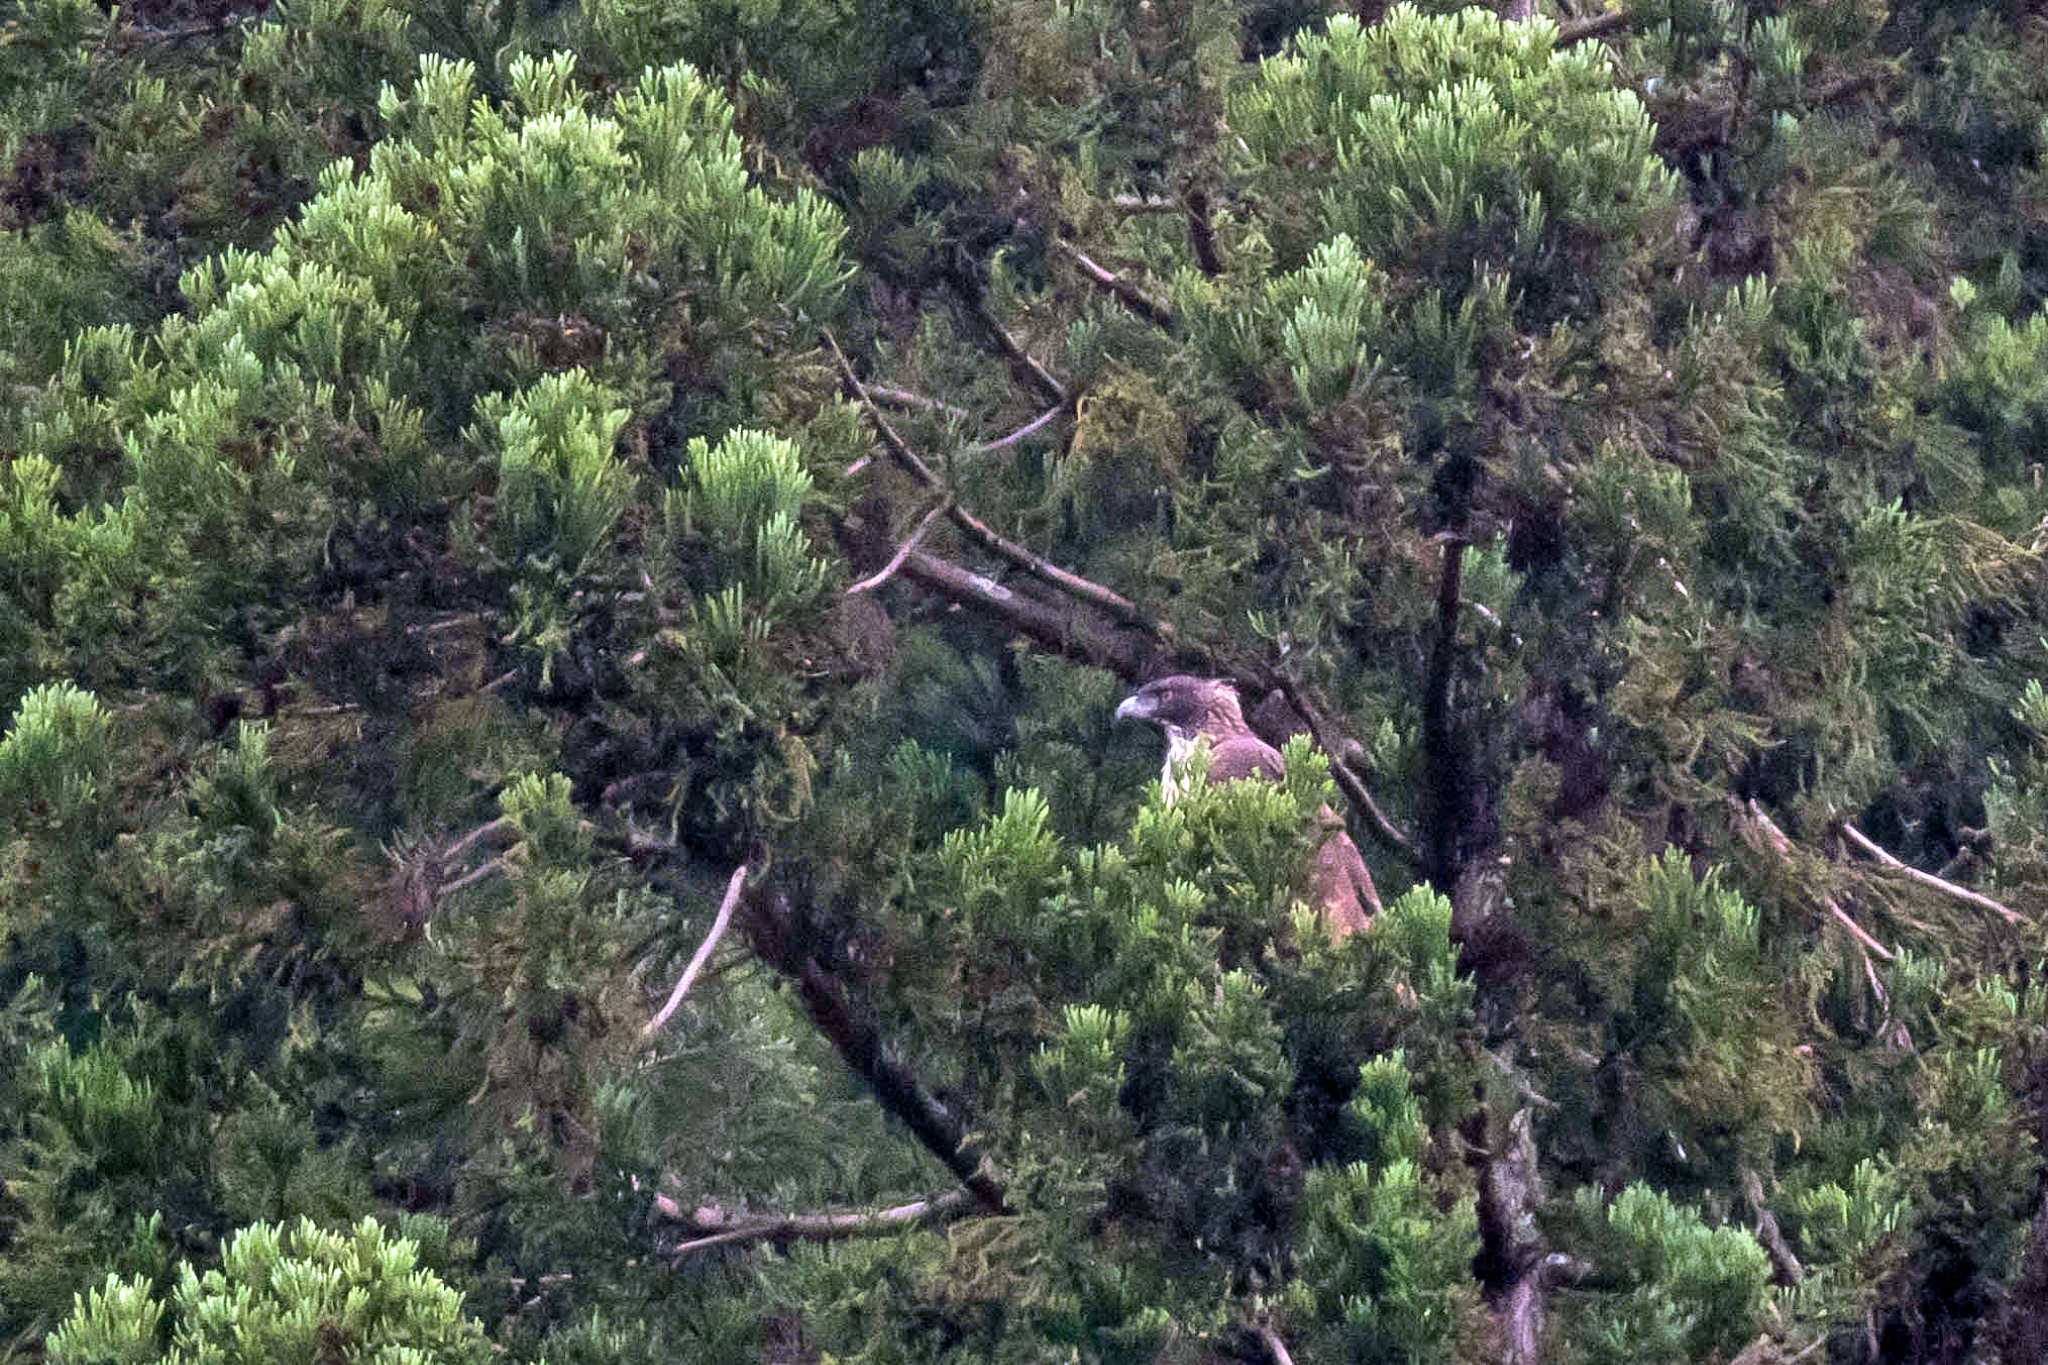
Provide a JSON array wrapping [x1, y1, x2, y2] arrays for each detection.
[[45, 1217, 491, 1365]]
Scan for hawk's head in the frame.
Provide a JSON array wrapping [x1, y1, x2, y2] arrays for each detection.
[[1114, 675, 1244, 741]]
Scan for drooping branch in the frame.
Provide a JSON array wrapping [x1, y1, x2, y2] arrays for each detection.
[[742, 884, 1010, 1215], [1265, 671, 1421, 868], [640, 863, 748, 1045], [656, 1189, 978, 1256], [1838, 822, 2024, 927]]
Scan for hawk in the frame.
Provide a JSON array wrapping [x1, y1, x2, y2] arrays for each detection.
[[1116, 675, 1380, 938]]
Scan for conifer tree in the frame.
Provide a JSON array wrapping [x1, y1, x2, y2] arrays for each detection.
[[5, 1, 2048, 1362]]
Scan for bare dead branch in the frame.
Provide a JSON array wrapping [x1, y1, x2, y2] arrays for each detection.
[[825, 331, 949, 487], [1052, 240, 1175, 328], [111, 14, 254, 47], [641, 864, 748, 1044], [985, 318, 1069, 406], [658, 1189, 978, 1256], [443, 815, 516, 866], [945, 277, 1069, 406], [740, 883, 1010, 1215], [1839, 822, 2025, 926], [791, 949, 1010, 1213], [846, 501, 950, 596], [866, 385, 970, 423], [1111, 194, 1179, 213], [826, 331, 1155, 628], [1733, 801, 1896, 962]]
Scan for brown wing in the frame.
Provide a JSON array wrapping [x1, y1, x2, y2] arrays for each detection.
[[1206, 734, 1377, 939], [1310, 815, 1379, 939], [1204, 733, 1288, 784]]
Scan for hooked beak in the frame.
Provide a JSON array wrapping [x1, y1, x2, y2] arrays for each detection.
[[1115, 693, 1152, 723]]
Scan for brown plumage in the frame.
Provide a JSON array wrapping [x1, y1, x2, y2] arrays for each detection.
[[1116, 675, 1379, 938]]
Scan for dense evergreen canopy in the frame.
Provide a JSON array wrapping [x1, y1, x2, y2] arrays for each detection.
[[3, 0, 2048, 1360]]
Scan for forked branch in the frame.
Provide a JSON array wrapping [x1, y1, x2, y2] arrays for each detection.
[[826, 330, 1155, 628], [1732, 800, 1896, 961]]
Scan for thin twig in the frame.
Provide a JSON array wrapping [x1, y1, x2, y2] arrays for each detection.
[[439, 856, 511, 899], [641, 864, 748, 1044], [661, 1189, 978, 1256], [442, 816, 515, 866], [1053, 240, 1174, 328], [1110, 193, 1179, 213], [1839, 823, 2024, 926], [945, 277, 1069, 406], [1269, 673, 1421, 867], [846, 501, 950, 596], [984, 319, 1067, 406], [969, 404, 1066, 454]]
